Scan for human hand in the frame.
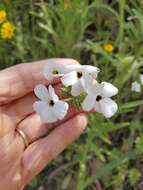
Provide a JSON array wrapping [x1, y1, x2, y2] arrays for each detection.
[[0, 59, 88, 190]]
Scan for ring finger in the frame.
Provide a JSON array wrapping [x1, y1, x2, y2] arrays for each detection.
[[17, 105, 83, 145]]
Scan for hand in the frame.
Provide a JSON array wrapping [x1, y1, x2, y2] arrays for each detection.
[[0, 59, 88, 190]]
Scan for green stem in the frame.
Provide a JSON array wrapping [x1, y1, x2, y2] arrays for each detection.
[[76, 144, 88, 190], [117, 0, 126, 49], [76, 149, 87, 190]]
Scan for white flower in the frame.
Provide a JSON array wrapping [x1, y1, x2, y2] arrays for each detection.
[[61, 64, 100, 96], [140, 74, 143, 85], [82, 81, 118, 118], [43, 62, 67, 80], [131, 81, 141, 93], [33, 84, 69, 123]]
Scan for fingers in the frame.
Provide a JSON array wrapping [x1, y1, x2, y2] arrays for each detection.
[[4, 92, 36, 125], [17, 104, 82, 144], [5, 83, 81, 125], [22, 113, 88, 182], [0, 58, 79, 104]]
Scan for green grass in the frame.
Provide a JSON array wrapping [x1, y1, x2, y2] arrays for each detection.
[[0, 0, 143, 189]]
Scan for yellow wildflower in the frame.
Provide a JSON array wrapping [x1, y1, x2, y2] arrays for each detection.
[[0, 10, 6, 23], [63, 2, 72, 9], [103, 44, 114, 53], [1, 21, 15, 39]]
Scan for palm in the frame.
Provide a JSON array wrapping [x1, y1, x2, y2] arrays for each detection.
[[0, 59, 87, 190]]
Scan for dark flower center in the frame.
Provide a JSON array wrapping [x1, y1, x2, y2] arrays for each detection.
[[96, 95, 102, 102], [49, 100, 55, 106], [52, 70, 59, 75], [77, 71, 83, 78]]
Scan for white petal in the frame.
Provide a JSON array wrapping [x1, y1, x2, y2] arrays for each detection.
[[94, 101, 102, 113], [54, 100, 69, 120], [48, 85, 59, 102], [63, 64, 82, 72], [131, 81, 141, 93], [61, 71, 78, 87], [99, 98, 118, 118], [34, 84, 49, 101], [92, 82, 103, 95], [100, 82, 118, 98], [80, 75, 95, 93], [82, 65, 100, 77], [71, 81, 84, 96], [33, 100, 57, 123], [140, 74, 143, 85], [82, 94, 95, 111], [33, 101, 47, 114], [43, 62, 65, 80], [40, 107, 57, 123]]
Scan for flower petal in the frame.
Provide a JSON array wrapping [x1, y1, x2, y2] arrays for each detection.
[[41, 107, 57, 123], [54, 100, 69, 120], [82, 65, 100, 77], [80, 74, 95, 93], [33, 101, 47, 114], [94, 101, 102, 113], [99, 98, 118, 118], [100, 82, 118, 98], [33, 100, 57, 123], [63, 64, 82, 72], [48, 85, 59, 102], [61, 71, 78, 87], [131, 81, 141, 93], [71, 81, 84, 96], [140, 74, 143, 85], [34, 84, 49, 101], [82, 94, 95, 111], [43, 62, 65, 80]]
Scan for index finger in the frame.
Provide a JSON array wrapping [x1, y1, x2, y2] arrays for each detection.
[[0, 58, 79, 104]]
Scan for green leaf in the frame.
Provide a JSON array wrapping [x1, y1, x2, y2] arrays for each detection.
[[119, 100, 143, 112], [84, 149, 143, 188]]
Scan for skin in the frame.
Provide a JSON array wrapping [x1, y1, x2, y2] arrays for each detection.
[[0, 59, 88, 190]]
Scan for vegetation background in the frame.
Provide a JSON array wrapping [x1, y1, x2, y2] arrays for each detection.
[[0, 0, 143, 189]]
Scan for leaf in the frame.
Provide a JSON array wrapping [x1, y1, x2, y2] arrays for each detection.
[[119, 100, 143, 112], [84, 149, 143, 188]]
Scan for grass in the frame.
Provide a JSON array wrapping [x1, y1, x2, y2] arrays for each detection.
[[0, 0, 143, 189]]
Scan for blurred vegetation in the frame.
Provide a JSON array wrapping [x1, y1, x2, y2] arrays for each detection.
[[0, 0, 143, 189]]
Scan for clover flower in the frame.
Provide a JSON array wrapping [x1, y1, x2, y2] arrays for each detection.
[[1, 21, 15, 39], [34, 62, 118, 123], [82, 81, 118, 118], [33, 84, 69, 123], [61, 64, 100, 96]]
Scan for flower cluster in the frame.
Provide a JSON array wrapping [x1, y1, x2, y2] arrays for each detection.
[[0, 10, 15, 39], [131, 74, 143, 93], [33, 63, 118, 123]]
